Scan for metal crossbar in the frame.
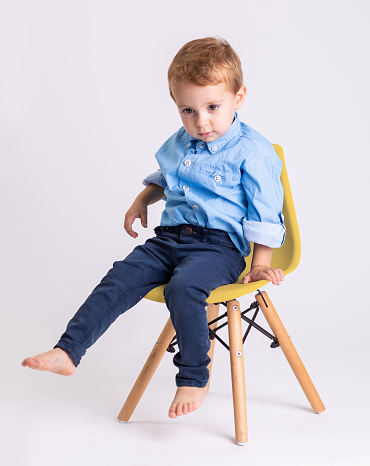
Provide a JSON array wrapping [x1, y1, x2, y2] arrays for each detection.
[[166, 292, 279, 353]]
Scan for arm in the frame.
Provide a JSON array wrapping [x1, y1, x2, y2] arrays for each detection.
[[242, 243, 284, 285], [240, 149, 285, 286], [124, 183, 165, 238]]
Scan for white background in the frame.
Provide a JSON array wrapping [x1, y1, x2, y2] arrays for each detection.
[[2, 1, 370, 465]]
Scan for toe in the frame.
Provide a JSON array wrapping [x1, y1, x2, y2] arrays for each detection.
[[168, 403, 177, 418], [176, 404, 183, 416], [193, 400, 199, 410], [29, 358, 41, 369]]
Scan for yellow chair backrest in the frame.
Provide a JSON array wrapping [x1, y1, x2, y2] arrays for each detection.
[[270, 144, 301, 275], [145, 144, 300, 304]]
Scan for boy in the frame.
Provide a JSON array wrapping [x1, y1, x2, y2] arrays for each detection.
[[22, 37, 285, 419]]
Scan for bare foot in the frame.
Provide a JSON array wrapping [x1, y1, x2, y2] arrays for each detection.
[[168, 386, 207, 419], [21, 348, 76, 376]]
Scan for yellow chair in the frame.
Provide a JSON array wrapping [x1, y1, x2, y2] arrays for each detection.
[[117, 145, 325, 445]]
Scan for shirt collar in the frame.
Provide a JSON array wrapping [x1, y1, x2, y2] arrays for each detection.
[[187, 112, 241, 154]]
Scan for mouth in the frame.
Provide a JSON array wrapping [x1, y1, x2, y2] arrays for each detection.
[[198, 131, 214, 137]]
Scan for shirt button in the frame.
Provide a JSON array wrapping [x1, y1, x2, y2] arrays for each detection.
[[183, 185, 189, 191], [211, 145, 217, 152], [199, 142, 205, 148], [184, 159, 191, 166], [192, 204, 199, 209], [213, 175, 221, 182], [187, 143, 191, 147]]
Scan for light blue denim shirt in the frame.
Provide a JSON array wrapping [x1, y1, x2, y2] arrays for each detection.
[[143, 113, 285, 257]]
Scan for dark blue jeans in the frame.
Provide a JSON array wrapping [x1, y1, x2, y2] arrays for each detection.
[[55, 225, 245, 387]]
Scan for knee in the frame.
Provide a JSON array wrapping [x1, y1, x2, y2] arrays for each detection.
[[164, 278, 208, 308]]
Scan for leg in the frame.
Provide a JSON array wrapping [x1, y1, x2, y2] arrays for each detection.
[[164, 258, 244, 390], [256, 291, 325, 413], [206, 303, 220, 392], [22, 236, 174, 372], [165, 272, 212, 418], [117, 317, 176, 422], [227, 300, 248, 445], [164, 239, 245, 417], [54, 238, 174, 366]]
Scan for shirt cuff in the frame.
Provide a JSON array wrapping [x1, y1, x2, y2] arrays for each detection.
[[243, 219, 286, 248], [142, 170, 167, 188]]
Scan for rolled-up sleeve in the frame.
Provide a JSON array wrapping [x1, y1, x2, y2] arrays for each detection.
[[142, 169, 168, 189], [241, 153, 286, 248]]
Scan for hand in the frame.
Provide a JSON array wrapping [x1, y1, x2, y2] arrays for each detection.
[[124, 200, 148, 238], [123, 184, 164, 238], [243, 266, 284, 285]]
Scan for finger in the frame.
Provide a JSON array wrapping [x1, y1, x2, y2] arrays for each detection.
[[126, 226, 138, 238], [264, 269, 276, 284], [242, 274, 251, 284], [268, 269, 281, 285], [140, 211, 148, 229], [273, 268, 284, 284], [124, 215, 138, 238]]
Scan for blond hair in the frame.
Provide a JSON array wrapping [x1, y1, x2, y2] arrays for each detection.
[[168, 37, 244, 100]]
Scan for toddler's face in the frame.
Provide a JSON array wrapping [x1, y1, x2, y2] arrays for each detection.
[[171, 82, 246, 142]]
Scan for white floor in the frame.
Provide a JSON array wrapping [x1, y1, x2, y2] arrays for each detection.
[[8, 294, 370, 466]]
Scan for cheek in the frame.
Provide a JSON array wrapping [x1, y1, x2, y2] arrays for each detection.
[[180, 119, 197, 137], [182, 118, 194, 130], [179, 114, 191, 126]]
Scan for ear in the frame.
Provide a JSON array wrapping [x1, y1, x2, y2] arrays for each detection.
[[234, 86, 247, 110]]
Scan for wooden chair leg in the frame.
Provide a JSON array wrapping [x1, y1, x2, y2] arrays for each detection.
[[227, 300, 248, 445], [255, 291, 325, 414], [206, 303, 220, 392], [117, 317, 176, 422]]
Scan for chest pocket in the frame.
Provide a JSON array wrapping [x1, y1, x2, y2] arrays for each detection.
[[197, 164, 239, 189]]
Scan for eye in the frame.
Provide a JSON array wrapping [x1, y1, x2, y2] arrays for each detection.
[[208, 105, 219, 111], [182, 108, 194, 114]]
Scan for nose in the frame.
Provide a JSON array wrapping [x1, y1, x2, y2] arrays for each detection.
[[195, 111, 208, 128]]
